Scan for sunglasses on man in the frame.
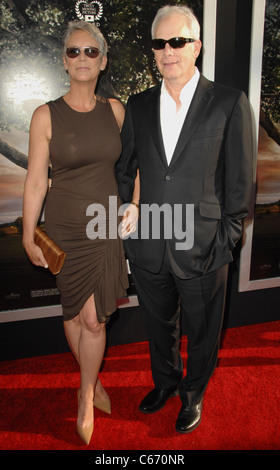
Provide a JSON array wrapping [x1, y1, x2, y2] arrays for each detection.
[[152, 37, 196, 50]]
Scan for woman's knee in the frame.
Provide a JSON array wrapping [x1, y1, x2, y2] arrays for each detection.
[[79, 295, 105, 335], [81, 315, 105, 335]]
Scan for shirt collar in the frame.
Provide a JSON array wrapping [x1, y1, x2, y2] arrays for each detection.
[[161, 67, 200, 104]]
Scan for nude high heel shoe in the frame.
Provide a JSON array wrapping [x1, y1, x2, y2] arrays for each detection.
[[76, 390, 94, 445], [76, 423, 94, 445], [77, 388, 111, 415], [94, 396, 111, 415]]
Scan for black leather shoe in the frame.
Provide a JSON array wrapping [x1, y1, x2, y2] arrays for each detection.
[[175, 397, 203, 433], [139, 386, 178, 414]]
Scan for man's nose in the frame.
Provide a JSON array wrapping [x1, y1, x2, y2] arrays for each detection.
[[163, 43, 174, 55]]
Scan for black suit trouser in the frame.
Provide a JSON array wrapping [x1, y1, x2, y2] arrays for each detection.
[[130, 249, 229, 406]]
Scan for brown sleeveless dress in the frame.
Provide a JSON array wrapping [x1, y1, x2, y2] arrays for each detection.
[[45, 96, 129, 322]]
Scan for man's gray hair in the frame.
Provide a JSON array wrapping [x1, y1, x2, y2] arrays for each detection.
[[151, 5, 200, 40]]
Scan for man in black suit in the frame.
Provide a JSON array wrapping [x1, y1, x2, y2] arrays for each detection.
[[116, 5, 253, 433]]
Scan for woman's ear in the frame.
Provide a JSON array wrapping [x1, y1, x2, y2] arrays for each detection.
[[63, 54, 68, 73], [100, 55, 108, 72]]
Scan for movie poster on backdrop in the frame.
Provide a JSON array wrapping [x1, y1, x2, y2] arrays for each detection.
[[0, 0, 204, 315], [239, 0, 280, 292]]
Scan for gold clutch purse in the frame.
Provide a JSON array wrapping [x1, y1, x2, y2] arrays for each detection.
[[34, 225, 66, 275]]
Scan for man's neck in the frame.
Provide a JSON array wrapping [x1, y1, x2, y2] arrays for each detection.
[[163, 68, 197, 110]]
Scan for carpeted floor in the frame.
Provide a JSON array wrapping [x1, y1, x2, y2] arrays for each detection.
[[0, 320, 279, 451]]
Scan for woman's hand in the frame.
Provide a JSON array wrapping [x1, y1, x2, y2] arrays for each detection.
[[22, 238, 48, 269], [121, 202, 139, 238]]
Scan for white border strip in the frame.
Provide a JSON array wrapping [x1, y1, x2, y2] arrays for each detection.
[[0, 304, 63, 323], [202, 0, 217, 81], [0, 295, 139, 323]]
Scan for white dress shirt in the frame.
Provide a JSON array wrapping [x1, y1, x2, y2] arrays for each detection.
[[160, 67, 200, 165]]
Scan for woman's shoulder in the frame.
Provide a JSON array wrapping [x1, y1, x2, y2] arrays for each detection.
[[31, 103, 51, 123]]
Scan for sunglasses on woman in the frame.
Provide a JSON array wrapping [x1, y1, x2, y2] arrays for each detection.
[[66, 47, 100, 59], [152, 37, 196, 50]]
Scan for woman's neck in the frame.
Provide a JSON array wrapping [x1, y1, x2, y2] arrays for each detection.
[[64, 81, 98, 112]]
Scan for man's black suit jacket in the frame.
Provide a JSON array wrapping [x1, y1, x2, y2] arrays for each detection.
[[116, 75, 254, 278]]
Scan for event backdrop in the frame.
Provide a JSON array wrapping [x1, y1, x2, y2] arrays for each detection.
[[0, 0, 203, 315], [0, 0, 279, 319], [239, 0, 280, 291]]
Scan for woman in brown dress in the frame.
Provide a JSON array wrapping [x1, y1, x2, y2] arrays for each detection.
[[22, 21, 139, 445]]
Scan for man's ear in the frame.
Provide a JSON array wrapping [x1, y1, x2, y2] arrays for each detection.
[[193, 40, 202, 60]]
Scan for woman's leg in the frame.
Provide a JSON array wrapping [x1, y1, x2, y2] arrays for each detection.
[[64, 300, 109, 403], [64, 294, 106, 429]]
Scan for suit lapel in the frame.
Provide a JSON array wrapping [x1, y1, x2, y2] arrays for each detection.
[[145, 76, 215, 169], [145, 83, 168, 168], [169, 76, 214, 168]]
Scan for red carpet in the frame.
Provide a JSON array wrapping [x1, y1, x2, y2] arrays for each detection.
[[0, 321, 279, 451]]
